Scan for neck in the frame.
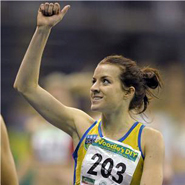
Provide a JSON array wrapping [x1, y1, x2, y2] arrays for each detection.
[[101, 109, 135, 137]]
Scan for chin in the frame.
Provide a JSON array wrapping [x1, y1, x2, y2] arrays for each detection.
[[91, 104, 102, 112]]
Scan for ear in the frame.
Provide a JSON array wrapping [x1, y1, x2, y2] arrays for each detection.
[[125, 86, 135, 97]]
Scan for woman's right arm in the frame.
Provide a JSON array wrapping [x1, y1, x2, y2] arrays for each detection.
[[14, 2, 94, 139]]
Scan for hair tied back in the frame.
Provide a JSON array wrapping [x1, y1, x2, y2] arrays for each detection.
[[142, 68, 162, 89]]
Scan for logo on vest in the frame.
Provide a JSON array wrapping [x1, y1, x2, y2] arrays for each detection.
[[93, 138, 139, 162], [84, 134, 98, 150]]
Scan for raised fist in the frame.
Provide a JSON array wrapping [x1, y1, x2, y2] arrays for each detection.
[[37, 2, 70, 28]]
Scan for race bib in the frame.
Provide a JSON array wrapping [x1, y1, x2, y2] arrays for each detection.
[[81, 137, 141, 185]]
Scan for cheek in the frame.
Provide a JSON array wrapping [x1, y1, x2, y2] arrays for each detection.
[[114, 85, 124, 95], [107, 89, 123, 102]]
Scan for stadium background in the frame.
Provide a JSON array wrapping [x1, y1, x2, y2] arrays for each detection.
[[1, 1, 185, 185]]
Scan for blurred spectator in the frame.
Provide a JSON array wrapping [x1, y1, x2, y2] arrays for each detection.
[[17, 72, 75, 185], [166, 65, 185, 185]]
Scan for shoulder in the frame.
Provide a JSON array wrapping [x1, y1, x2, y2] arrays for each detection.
[[142, 126, 164, 154], [143, 126, 163, 141]]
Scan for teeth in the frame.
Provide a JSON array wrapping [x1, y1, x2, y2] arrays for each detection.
[[93, 97, 102, 100]]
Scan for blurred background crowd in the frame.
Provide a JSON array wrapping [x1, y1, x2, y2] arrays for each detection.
[[1, 1, 185, 185]]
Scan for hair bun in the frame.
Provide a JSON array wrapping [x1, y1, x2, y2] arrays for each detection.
[[142, 68, 160, 89]]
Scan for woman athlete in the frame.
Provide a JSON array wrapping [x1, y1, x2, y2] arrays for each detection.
[[14, 2, 164, 185]]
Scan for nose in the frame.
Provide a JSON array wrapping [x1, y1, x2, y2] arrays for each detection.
[[90, 81, 100, 93]]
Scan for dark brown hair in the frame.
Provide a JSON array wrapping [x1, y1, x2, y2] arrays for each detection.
[[100, 55, 162, 114]]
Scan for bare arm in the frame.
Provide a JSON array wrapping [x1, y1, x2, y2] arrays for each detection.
[[14, 3, 94, 140], [1, 115, 19, 185], [140, 127, 164, 185]]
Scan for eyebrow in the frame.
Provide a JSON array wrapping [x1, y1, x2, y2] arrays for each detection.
[[102, 76, 110, 78], [92, 76, 111, 79]]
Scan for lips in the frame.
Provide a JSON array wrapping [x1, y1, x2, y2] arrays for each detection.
[[92, 96, 103, 100]]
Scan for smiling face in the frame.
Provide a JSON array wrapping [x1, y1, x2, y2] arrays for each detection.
[[90, 64, 128, 113]]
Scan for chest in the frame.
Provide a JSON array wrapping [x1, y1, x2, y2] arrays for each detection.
[[73, 121, 144, 185], [80, 137, 142, 185]]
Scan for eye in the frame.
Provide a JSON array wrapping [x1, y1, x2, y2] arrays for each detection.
[[92, 78, 96, 84], [102, 79, 110, 85]]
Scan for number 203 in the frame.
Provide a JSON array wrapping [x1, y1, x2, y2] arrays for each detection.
[[87, 153, 126, 184]]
